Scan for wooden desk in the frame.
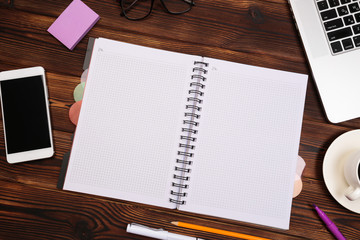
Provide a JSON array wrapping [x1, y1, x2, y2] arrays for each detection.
[[0, 0, 359, 239]]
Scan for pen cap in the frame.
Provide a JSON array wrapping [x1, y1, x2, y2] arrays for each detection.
[[126, 224, 168, 240], [127, 223, 200, 240]]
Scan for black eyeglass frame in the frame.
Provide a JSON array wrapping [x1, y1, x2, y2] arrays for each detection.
[[119, 0, 195, 21]]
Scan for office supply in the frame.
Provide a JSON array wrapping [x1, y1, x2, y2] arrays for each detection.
[[69, 100, 82, 125], [47, 0, 100, 50], [73, 82, 85, 102], [57, 151, 71, 189], [81, 69, 88, 83], [119, 0, 195, 21], [313, 204, 347, 240], [295, 155, 306, 179], [323, 129, 360, 214], [293, 179, 302, 198], [171, 221, 270, 240], [83, 37, 95, 70], [288, 0, 360, 123], [126, 223, 202, 240], [62, 37, 307, 229], [293, 155, 306, 198]]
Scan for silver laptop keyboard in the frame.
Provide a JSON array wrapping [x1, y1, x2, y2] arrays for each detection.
[[316, 0, 360, 54]]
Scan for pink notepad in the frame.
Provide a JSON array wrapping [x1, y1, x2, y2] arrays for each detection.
[[47, 0, 100, 50]]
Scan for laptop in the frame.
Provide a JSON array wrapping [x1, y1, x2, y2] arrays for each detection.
[[288, 0, 360, 123]]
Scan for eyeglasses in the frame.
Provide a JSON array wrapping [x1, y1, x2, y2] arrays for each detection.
[[119, 0, 195, 21]]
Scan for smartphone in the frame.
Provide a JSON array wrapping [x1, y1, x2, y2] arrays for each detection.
[[0, 66, 54, 163]]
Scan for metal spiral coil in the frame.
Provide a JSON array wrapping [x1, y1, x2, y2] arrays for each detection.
[[193, 67, 208, 74], [179, 143, 195, 149], [180, 135, 196, 142], [187, 97, 202, 104], [175, 166, 191, 173], [172, 182, 189, 189], [176, 159, 193, 165], [194, 61, 209, 67], [183, 120, 198, 126], [191, 75, 206, 81], [188, 89, 204, 96], [170, 190, 187, 197], [190, 82, 205, 88], [173, 174, 190, 181], [169, 199, 186, 205], [181, 128, 198, 134], [170, 59, 209, 206], [185, 105, 201, 111]]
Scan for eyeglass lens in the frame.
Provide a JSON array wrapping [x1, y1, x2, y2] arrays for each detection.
[[162, 0, 193, 14], [120, 0, 193, 20], [121, 0, 153, 20]]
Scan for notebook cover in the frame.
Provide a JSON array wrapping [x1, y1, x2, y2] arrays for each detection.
[[83, 37, 95, 70], [57, 151, 71, 189]]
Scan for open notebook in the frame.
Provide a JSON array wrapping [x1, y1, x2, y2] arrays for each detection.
[[62, 38, 307, 229]]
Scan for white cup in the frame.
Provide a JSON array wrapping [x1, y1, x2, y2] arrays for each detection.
[[344, 150, 360, 201]]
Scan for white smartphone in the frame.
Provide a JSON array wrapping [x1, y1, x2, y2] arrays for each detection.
[[0, 66, 54, 164]]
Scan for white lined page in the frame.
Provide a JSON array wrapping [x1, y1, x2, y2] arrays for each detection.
[[180, 58, 307, 229]]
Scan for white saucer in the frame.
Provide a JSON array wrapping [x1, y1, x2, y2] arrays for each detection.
[[323, 129, 360, 214]]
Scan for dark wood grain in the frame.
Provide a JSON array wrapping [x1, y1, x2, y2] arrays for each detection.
[[0, 0, 360, 239]]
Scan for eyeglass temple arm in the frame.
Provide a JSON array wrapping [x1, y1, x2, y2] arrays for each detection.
[[122, 0, 139, 11], [183, 0, 196, 6]]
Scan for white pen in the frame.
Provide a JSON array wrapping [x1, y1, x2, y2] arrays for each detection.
[[126, 223, 204, 240]]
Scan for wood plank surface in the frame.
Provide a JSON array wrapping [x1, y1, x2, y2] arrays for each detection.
[[0, 0, 360, 239]]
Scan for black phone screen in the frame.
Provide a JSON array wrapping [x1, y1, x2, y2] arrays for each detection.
[[0, 75, 51, 154]]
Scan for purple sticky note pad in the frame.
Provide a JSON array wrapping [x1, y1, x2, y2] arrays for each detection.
[[47, 0, 100, 50]]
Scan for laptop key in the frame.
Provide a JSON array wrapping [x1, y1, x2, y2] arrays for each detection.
[[324, 18, 344, 30], [321, 9, 338, 21], [340, 0, 351, 4], [355, 13, 360, 22], [344, 15, 355, 25], [353, 36, 360, 47], [342, 38, 354, 50], [327, 27, 352, 41], [330, 41, 343, 53], [317, 1, 329, 11], [349, 2, 360, 13], [337, 6, 349, 16], [328, 0, 340, 8], [353, 23, 360, 33]]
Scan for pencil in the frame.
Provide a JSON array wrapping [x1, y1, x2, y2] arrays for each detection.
[[171, 221, 271, 240]]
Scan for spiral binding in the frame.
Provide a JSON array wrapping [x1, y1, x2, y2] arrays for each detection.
[[170, 59, 209, 207]]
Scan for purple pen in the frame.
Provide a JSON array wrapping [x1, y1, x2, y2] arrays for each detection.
[[313, 204, 347, 240]]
